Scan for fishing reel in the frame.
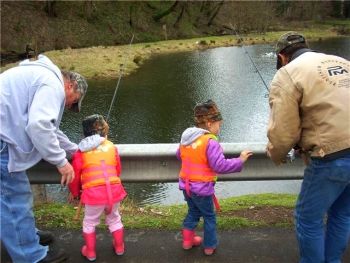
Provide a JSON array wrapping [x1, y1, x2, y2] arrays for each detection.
[[286, 149, 296, 163], [286, 146, 309, 164]]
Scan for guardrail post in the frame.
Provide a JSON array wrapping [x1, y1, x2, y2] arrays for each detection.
[[31, 184, 48, 203]]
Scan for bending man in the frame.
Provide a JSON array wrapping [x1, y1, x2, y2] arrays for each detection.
[[0, 55, 88, 263], [267, 32, 350, 263]]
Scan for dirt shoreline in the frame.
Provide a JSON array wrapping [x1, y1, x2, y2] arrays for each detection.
[[1, 30, 346, 79]]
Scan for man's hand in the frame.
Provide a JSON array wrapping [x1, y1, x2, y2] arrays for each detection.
[[266, 142, 271, 157], [266, 142, 284, 165], [266, 146, 286, 166], [57, 162, 75, 186]]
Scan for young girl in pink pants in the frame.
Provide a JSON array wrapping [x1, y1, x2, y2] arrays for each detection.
[[69, 114, 127, 261]]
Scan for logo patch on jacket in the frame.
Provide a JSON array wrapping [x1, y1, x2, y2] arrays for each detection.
[[317, 60, 350, 88], [327, 66, 348, 76]]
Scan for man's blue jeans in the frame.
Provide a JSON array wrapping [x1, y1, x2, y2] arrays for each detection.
[[183, 191, 217, 248], [295, 153, 350, 263], [0, 141, 47, 262]]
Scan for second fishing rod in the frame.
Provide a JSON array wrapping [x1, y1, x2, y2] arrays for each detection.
[[229, 23, 270, 96], [74, 34, 135, 220], [106, 33, 135, 122], [229, 25, 298, 162]]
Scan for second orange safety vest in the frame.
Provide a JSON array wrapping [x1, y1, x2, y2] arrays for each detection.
[[179, 133, 218, 183], [179, 133, 221, 212]]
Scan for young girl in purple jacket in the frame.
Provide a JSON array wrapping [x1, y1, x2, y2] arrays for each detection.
[[177, 100, 253, 256]]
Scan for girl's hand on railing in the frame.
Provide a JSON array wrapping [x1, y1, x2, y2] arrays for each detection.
[[240, 150, 253, 163]]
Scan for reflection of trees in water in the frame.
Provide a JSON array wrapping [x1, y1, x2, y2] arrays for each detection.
[[123, 183, 168, 206]]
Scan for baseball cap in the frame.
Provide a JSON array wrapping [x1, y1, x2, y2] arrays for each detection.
[[194, 100, 223, 124], [82, 114, 109, 137], [69, 72, 88, 112], [275, 31, 306, 55], [275, 32, 306, 70]]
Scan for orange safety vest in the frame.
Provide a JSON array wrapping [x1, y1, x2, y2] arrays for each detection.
[[81, 140, 121, 190], [179, 133, 221, 212], [179, 133, 218, 184]]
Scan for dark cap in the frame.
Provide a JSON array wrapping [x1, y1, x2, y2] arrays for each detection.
[[66, 71, 88, 112], [82, 114, 109, 137], [194, 100, 223, 124], [275, 31, 306, 55], [275, 31, 306, 70]]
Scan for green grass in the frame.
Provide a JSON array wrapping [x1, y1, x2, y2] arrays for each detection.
[[316, 19, 350, 26], [220, 193, 297, 209], [34, 194, 297, 230]]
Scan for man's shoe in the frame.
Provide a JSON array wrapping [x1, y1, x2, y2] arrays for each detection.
[[38, 248, 68, 263], [38, 230, 54, 246]]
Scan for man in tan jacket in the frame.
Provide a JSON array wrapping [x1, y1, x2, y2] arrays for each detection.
[[267, 32, 350, 263]]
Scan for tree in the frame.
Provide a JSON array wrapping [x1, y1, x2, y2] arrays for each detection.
[[44, 0, 57, 17], [174, 2, 186, 28], [84, 0, 97, 21], [207, 1, 224, 26], [153, 1, 179, 22], [345, 0, 350, 18]]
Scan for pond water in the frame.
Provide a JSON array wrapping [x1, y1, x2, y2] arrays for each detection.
[[50, 37, 350, 205]]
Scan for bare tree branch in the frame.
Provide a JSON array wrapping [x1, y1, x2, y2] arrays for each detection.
[[45, 0, 57, 17], [153, 1, 179, 22], [207, 1, 224, 26], [174, 3, 185, 28]]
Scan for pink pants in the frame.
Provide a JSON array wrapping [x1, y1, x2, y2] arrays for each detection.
[[83, 203, 123, 233]]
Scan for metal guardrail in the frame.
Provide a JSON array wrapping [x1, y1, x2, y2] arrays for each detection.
[[27, 143, 305, 184]]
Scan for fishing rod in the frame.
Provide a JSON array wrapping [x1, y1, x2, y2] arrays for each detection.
[[106, 33, 135, 121], [229, 23, 270, 94], [229, 24, 299, 163], [74, 35, 136, 220], [231, 27, 298, 162]]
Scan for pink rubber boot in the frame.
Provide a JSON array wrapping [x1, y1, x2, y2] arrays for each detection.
[[81, 232, 96, 261], [182, 229, 202, 250], [112, 228, 125, 256], [204, 247, 216, 256]]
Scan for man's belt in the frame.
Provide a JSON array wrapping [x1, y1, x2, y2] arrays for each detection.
[[311, 148, 350, 161]]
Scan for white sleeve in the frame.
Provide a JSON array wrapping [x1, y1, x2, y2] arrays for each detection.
[[56, 129, 78, 159], [26, 84, 67, 167]]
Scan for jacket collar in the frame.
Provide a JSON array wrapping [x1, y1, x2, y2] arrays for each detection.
[[290, 48, 314, 62]]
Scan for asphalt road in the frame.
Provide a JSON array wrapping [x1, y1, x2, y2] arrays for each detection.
[[1, 228, 350, 263]]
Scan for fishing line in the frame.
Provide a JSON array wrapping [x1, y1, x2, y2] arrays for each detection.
[[230, 24, 299, 162], [106, 33, 135, 121], [229, 23, 270, 94]]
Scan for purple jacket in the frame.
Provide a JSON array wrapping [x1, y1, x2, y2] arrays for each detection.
[[177, 127, 243, 196]]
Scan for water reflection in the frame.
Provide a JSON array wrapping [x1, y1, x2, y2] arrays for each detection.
[[54, 37, 349, 205], [123, 183, 170, 206], [155, 181, 302, 205]]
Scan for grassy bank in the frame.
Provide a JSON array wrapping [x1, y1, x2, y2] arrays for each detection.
[[35, 193, 297, 230], [2, 20, 349, 79]]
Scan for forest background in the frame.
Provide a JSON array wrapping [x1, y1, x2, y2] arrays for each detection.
[[1, 0, 349, 62]]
